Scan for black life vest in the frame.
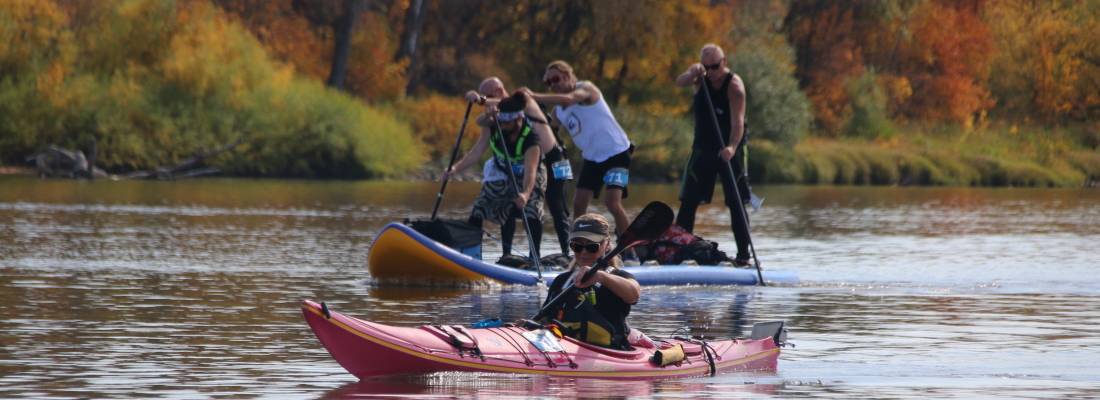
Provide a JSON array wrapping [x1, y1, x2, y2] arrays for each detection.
[[550, 279, 629, 350]]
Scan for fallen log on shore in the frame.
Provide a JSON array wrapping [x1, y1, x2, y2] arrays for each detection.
[[24, 139, 107, 179], [124, 136, 242, 180]]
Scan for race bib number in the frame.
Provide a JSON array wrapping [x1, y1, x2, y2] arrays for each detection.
[[510, 161, 524, 176], [552, 160, 573, 180], [603, 167, 629, 186]]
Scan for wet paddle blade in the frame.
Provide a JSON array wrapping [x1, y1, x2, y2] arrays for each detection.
[[616, 201, 675, 245]]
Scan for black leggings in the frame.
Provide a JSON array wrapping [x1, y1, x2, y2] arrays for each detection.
[[545, 174, 571, 253], [676, 201, 751, 261], [469, 212, 543, 258]]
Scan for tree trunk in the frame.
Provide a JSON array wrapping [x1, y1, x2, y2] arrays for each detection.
[[609, 56, 628, 106], [327, 0, 365, 91], [397, 0, 429, 95], [396, 0, 428, 62]]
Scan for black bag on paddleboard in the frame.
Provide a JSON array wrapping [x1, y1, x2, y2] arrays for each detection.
[[404, 218, 483, 259]]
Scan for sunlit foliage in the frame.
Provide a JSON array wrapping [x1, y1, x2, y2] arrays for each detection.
[[0, 0, 422, 177]]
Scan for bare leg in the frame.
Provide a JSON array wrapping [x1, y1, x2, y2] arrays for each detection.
[[573, 188, 595, 221], [603, 188, 630, 235], [604, 187, 637, 261]]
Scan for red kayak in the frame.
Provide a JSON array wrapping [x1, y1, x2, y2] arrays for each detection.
[[302, 300, 789, 380]]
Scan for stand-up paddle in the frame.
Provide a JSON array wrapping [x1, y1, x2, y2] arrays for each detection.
[[430, 102, 473, 221], [492, 116, 544, 282], [700, 77, 765, 286], [532, 201, 674, 321]]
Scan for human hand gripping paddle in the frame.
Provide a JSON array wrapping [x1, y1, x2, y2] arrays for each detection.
[[530, 201, 674, 322], [700, 76, 765, 286], [430, 102, 473, 221]]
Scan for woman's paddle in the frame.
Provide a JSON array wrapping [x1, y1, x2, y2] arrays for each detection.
[[492, 116, 544, 281], [430, 102, 474, 221], [699, 76, 765, 286], [531, 201, 674, 321]]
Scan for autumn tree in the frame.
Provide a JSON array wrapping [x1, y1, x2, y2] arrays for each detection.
[[986, 0, 1100, 122]]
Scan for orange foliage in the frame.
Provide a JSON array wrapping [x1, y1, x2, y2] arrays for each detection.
[[213, 0, 408, 102], [784, 1, 868, 133], [896, 1, 994, 123], [788, 0, 996, 132], [986, 0, 1098, 121], [391, 94, 482, 160]]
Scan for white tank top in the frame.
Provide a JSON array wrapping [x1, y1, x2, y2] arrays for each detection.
[[554, 82, 631, 162]]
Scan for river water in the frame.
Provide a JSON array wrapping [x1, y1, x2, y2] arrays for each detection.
[[1, 176, 1098, 399]]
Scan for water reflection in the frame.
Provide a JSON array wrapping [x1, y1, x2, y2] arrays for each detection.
[[2, 177, 1100, 399], [317, 374, 781, 399]]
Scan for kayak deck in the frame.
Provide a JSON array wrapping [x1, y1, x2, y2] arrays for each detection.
[[301, 300, 785, 380]]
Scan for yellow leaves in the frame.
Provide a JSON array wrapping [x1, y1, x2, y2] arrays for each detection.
[[0, 0, 74, 77], [36, 60, 67, 102], [390, 94, 480, 160]]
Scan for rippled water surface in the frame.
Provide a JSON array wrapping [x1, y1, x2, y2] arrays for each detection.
[[2, 177, 1099, 399]]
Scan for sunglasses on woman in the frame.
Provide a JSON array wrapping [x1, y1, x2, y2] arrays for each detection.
[[544, 76, 562, 86], [568, 240, 602, 254]]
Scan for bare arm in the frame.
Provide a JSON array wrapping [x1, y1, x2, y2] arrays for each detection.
[[526, 98, 556, 153], [548, 107, 562, 129], [514, 145, 540, 209], [573, 267, 641, 304], [442, 127, 490, 180], [676, 63, 706, 88], [524, 83, 597, 108], [474, 99, 503, 127], [521, 146, 539, 197], [727, 74, 746, 148]]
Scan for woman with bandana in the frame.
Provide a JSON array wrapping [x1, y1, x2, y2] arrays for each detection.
[[443, 91, 547, 260]]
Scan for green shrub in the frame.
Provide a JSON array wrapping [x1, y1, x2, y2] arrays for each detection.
[[611, 106, 693, 182], [0, 0, 422, 178], [843, 71, 897, 140], [727, 38, 811, 149]]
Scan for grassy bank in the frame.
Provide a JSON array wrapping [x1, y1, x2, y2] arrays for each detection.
[[753, 123, 1100, 187], [609, 108, 1100, 187]]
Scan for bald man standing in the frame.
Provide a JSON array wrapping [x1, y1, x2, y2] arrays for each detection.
[[674, 44, 753, 266]]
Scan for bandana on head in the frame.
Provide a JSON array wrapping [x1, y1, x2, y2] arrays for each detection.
[[497, 111, 524, 122]]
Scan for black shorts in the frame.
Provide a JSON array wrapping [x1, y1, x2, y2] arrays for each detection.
[[577, 149, 630, 199]]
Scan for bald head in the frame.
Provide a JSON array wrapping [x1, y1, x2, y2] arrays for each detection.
[[700, 44, 725, 64], [479, 78, 506, 97]]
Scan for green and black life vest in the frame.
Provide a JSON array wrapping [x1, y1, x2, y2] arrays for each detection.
[[552, 288, 628, 350], [490, 122, 532, 163], [490, 119, 533, 176]]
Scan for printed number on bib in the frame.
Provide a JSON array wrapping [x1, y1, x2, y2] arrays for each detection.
[[510, 162, 525, 176], [603, 167, 629, 186], [552, 160, 573, 180]]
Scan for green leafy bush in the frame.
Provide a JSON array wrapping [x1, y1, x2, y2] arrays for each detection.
[[727, 38, 811, 149]]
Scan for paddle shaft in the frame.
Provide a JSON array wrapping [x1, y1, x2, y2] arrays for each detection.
[[430, 102, 474, 221], [531, 239, 643, 321], [529, 201, 673, 321], [699, 76, 765, 286], [492, 117, 543, 280]]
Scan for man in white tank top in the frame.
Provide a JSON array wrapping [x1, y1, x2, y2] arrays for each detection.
[[524, 61, 636, 262]]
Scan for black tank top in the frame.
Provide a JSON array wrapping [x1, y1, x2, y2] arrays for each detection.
[[693, 72, 734, 149]]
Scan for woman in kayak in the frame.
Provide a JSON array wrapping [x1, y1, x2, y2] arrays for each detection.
[[541, 213, 641, 350]]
